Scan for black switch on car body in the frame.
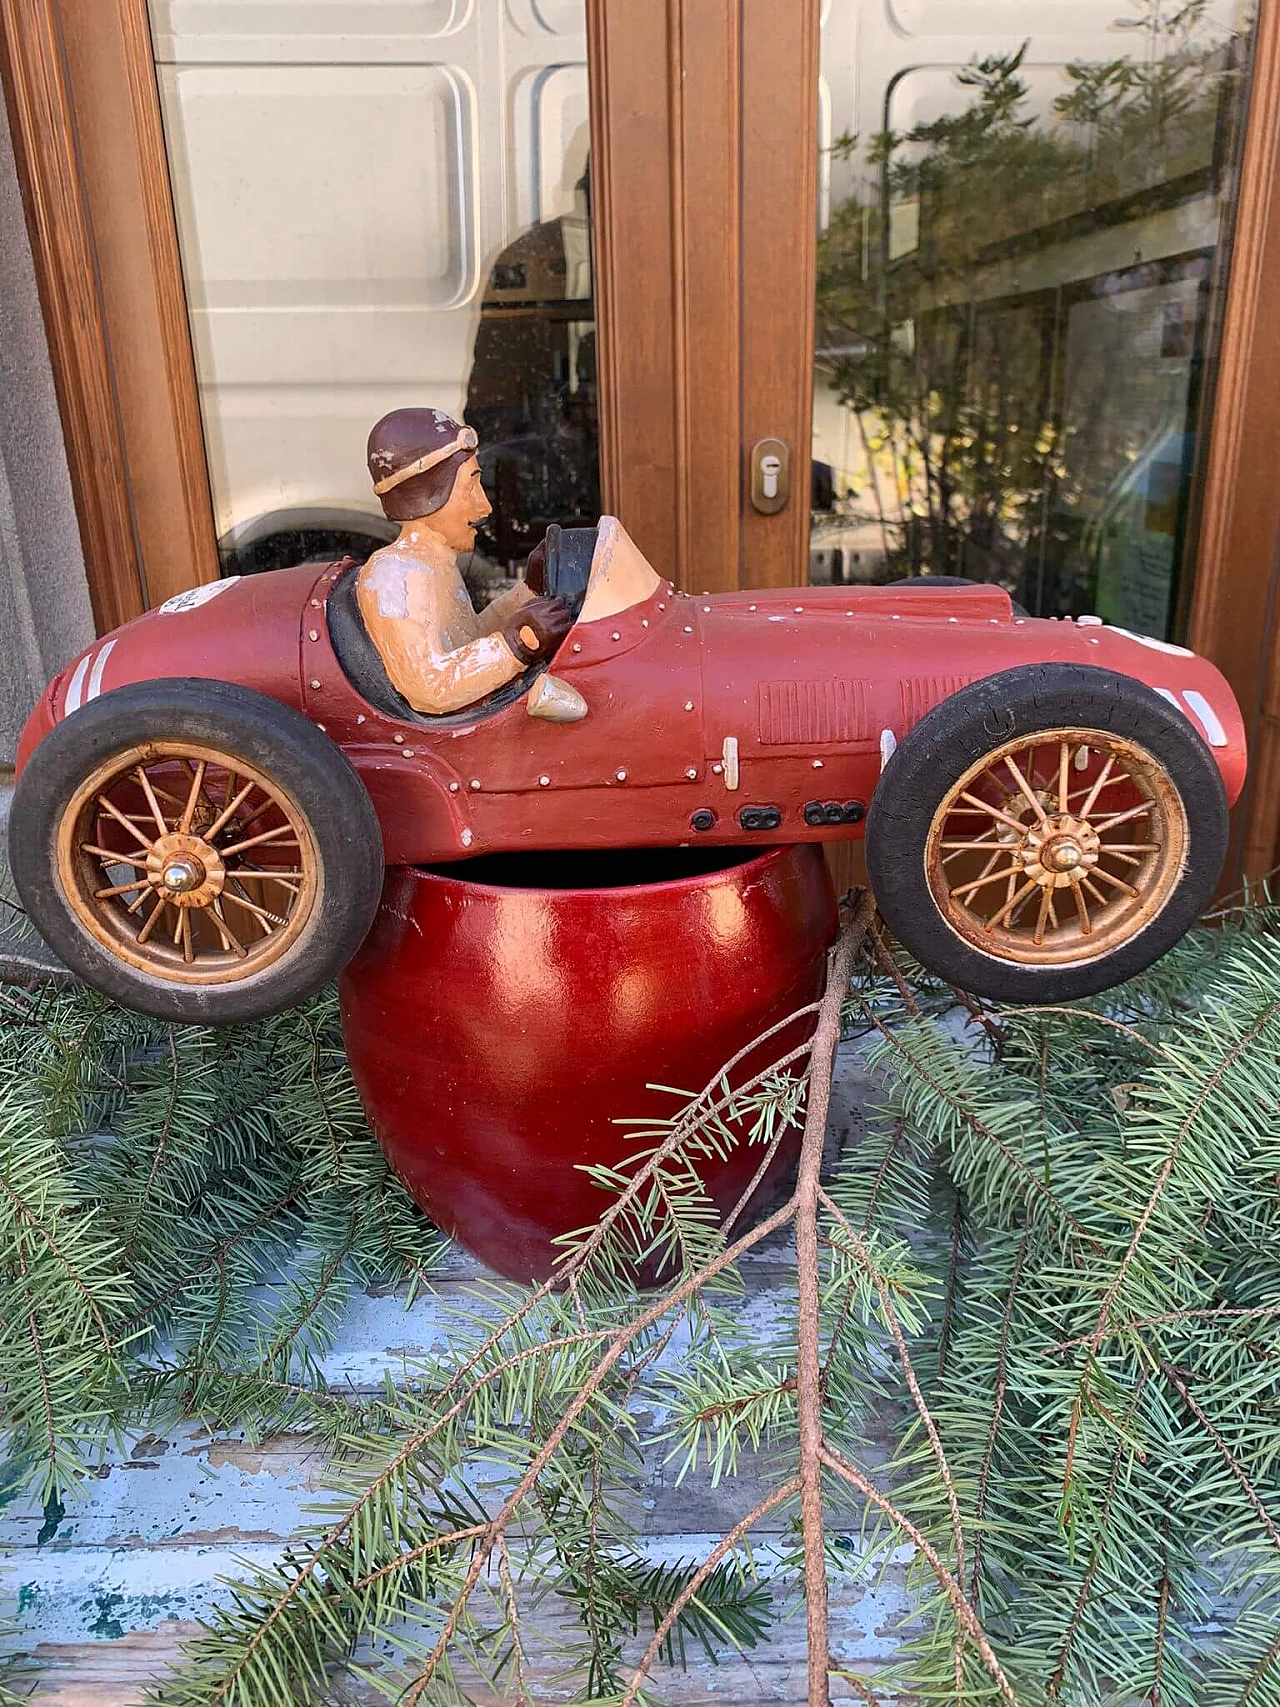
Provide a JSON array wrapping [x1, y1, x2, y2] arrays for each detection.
[[738, 805, 783, 832], [804, 800, 865, 827]]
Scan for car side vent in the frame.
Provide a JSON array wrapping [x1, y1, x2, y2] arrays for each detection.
[[900, 675, 978, 730], [757, 679, 870, 746]]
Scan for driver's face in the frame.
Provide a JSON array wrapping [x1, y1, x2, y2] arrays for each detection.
[[431, 456, 492, 553]]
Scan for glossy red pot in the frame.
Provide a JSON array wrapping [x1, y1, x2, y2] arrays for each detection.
[[339, 845, 837, 1282]]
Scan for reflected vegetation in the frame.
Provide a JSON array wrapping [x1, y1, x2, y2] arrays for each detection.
[[811, 1, 1254, 639]]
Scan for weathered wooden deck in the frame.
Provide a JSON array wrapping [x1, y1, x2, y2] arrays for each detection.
[[2, 1051, 910, 1704]]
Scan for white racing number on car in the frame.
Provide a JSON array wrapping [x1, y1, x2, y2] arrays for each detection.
[[158, 578, 241, 615]]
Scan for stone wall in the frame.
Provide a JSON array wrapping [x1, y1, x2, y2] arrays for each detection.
[[0, 89, 94, 767]]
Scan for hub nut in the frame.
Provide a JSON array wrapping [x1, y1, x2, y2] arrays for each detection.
[[162, 857, 205, 893]]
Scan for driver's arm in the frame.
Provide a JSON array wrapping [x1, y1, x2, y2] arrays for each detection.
[[358, 562, 525, 716], [376, 616, 525, 717], [475, 580, 534, 638]]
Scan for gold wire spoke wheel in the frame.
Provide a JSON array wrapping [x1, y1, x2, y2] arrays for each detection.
[[925, 728, 1188, 967], [56, 742, 320, 986]]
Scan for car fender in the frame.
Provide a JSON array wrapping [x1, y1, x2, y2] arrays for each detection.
[[344, 747, 474, 865], [16, 567, 321, 779]]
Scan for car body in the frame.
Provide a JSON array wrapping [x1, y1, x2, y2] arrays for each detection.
[[16, 523, 1247, 864]]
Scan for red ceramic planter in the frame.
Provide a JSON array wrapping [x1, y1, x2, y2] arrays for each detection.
[[339, 844, 837, 1282]]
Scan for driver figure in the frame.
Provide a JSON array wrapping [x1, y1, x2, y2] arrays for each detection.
[[358, 408, 573, 716]]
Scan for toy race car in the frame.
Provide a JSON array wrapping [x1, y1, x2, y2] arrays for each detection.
[[11, 518, 1246, 1022]]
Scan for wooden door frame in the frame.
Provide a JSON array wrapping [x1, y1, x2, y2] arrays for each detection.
[[0, 0, 218, 631], [1186, 0, 1280, 882], [588, 0, 821, 593]]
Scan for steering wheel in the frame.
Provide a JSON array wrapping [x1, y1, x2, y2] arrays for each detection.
[[528, 524, 598, 621]]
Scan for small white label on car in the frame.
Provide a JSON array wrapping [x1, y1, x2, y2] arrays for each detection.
[[158, 578, 241, 614]]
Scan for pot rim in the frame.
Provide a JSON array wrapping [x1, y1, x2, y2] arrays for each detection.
[[410, 843, 805, 902]]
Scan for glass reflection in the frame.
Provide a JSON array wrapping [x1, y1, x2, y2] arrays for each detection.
[[811, 1, 1255, 639], [148, 0, 598, 601]]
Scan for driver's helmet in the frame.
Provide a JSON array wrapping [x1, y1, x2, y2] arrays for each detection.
[[367, 409, 479, 524]]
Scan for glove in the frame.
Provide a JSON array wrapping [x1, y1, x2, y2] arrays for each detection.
[[504, 595, 572, 665], [524, 539, 548, 597]]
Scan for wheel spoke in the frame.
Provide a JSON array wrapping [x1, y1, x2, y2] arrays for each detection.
[[951, 865, 1022, 902], [210, 901, 248, 958], [232, 871, 302, 894], [1033, 888, 1054, 946], [219, 825, 300, 859], [1074, 884, 1093, 936], [82, 844, 149, 869], [1093, 801, 1154, 834], [1057, 741, 1070, 814], [126, 886, 152, 915], [135, 767, 170, 837], [1068, 771, 1128, 804], [222, 889, 285, 932], [204, 780, 257, 842], [1004, 754, 1048, 821], [958, 792, 1031, 835], [1089, 865, 1140, 899], [237, 795, 288, 833], [1098, 843, 1161, 854], [98, 795, 155, 851], [987, 878, 1040, 931], [1081, 877, 1110, 908], [180, 760, 208, 834], [137, 898, 167, 945], [94, 877, 151, 900], [180, 910, 194, 965], [1077, 755, 1118, 818], [940, 840, 1004, 864]]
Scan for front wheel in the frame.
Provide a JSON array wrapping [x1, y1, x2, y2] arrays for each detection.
[[865, 664, 1229, 1002], [10, 679, 383, 1023]]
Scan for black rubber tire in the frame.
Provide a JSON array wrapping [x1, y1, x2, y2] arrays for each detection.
[[887, 574, 1030, 618], [865, 663, 1229, 1003], [10, 679, 384, 1024]]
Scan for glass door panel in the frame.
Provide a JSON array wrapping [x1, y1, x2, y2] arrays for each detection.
[[148, 0, 598, 599], [811, 0, 1255, 639]]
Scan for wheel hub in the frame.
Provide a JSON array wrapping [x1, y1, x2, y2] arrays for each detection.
[[1018, 815, 1100, 890], [146, 831, 226, 909]]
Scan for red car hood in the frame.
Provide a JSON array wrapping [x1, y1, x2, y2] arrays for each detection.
[[697, 584, 1247, 806]]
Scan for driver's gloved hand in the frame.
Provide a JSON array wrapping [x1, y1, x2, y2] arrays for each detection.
[[505, 595, 572, 664], [524, 539, 548, 597]]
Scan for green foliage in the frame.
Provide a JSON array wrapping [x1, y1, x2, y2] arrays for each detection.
[[3, 892, 1280, 1705], [815, 6, 1246, 596], [844, 895, 1280, 1705], [0, 985, 445, 1506]]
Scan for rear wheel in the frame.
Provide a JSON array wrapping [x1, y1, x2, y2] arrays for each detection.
[[11, 680, 383, 1023], [866, 664, 1228, 1002]]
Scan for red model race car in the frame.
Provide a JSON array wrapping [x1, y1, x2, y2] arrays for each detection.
[[11, 519, 1246, 1022]]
